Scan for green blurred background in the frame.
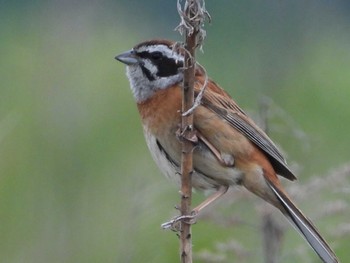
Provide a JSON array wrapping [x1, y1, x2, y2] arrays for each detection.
[[1, 1, 349, 262]]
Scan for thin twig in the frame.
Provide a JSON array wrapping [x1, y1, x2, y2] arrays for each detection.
[[176, 1, 209, 263], [258, 99, 286, 263]]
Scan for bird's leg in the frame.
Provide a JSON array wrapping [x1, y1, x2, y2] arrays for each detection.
[[163, 130, 231, 231], [192, 185, 229, 214], [161, 186, 229, 231]]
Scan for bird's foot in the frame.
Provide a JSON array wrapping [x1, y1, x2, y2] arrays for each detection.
[[161, 211, 198, 232]]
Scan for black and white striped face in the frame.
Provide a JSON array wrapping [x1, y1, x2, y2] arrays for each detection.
[[116, 40, 184, 102]]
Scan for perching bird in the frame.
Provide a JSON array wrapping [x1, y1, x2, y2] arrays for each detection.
[[115, 39, 338, 263]]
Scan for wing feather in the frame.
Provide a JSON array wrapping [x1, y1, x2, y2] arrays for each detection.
[[195, 78, 296, 181]]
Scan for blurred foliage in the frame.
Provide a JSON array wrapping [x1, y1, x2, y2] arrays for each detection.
[[0, 1, 349, 262]]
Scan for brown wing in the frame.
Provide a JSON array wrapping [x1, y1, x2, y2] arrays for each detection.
[[195, 77, 296, 181]]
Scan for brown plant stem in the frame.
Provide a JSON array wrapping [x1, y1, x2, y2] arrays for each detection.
[[175, 1, 209, 262], [179, 12, 197, 263]]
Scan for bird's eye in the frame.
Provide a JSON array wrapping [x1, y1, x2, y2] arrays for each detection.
[[151, 51, 162, 60]]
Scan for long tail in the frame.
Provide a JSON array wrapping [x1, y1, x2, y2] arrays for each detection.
[[266, 179, 339, 263]]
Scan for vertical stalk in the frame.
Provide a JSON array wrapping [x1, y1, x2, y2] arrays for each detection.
[[175, 1, 209, 262], [180, 24, 197, 263]]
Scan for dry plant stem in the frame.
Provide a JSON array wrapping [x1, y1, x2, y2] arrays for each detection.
[[261, 211, 284, 263], [258, 98, 285, 263], [179, 24, 197, 263], [176, 1, 209, 262]]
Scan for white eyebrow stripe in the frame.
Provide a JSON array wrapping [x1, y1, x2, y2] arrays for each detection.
[[136, 45, 184, 62]]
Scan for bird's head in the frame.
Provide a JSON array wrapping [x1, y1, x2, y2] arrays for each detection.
[[115, 39, 185, 102]]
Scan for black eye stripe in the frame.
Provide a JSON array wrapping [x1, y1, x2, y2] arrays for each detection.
[[137, 50, 184, 79], [138, 51, 162, 60], [156, 56, 182, 77], [151, 51, 162, 60]]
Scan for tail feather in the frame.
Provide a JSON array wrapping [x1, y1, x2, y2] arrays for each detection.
[[266, 179, 339, 263]]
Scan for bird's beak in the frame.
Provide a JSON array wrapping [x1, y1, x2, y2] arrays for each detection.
[[115, 50, 139, 65]]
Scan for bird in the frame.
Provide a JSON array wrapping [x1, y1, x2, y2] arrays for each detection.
[[115, 39, 338, 263]]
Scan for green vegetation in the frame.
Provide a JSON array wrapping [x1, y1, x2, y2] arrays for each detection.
[[0, 1, 349, 262]]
